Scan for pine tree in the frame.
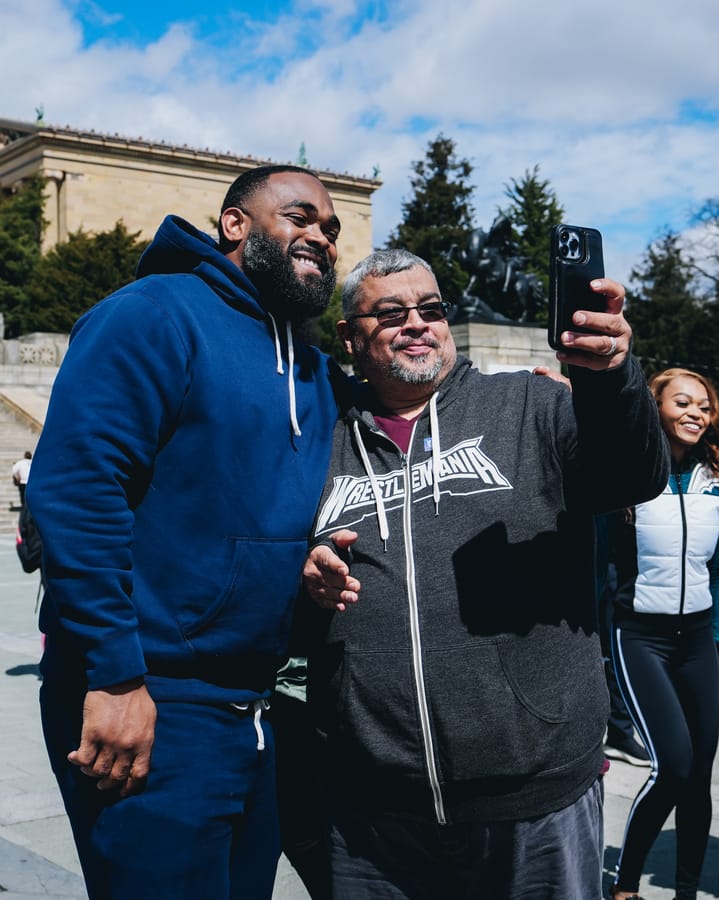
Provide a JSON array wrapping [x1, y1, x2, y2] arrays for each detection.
[[626, 231, 719, 377], [500, 164, 564, 293], [386, 134, 475, 305], [295, 285, 352, 368], [0, 175, 46, 337], [24, 222, 149, 334]]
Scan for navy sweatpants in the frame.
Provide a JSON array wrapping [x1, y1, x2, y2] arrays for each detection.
[[610, 610, 719, 899], [40, 685, 281, 900]]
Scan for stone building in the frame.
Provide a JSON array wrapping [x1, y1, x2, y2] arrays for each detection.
[[0, 118, 382, 529], [0, 117, 380, 280]]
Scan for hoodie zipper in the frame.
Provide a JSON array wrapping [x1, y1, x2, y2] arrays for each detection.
[[402, 428, 447, 826]]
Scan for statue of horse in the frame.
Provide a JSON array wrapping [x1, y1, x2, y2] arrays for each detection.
[[448, 215, 545, 324]]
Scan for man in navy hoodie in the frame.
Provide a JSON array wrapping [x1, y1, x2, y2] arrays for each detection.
[[302, 249, 670, 899], [27, 165, 345, 900]]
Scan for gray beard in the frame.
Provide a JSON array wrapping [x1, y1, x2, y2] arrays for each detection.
[[389, 355, 444, 384]]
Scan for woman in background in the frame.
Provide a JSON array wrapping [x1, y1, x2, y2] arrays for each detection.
[[608, 367, 719, 900]]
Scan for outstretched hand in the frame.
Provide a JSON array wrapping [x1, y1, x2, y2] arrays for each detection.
[[68, 679, 157, 798], [303, 529, 360, 612], [556, 278, 631, 371]]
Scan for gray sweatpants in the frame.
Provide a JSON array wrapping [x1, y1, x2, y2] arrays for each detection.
[[329, 779, 604, 899]]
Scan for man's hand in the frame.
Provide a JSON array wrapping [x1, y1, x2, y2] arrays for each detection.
[[68, 679, 157, 798], [303, 529, 360, 612], [556, 278, 631, 371]]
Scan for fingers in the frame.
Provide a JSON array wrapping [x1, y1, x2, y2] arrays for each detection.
[[330, 529, 359, 551], [303, 531, 361, 611], [68, 684, 156, 797], [556, 278, 632, 370], [532, 366, 571, 389]]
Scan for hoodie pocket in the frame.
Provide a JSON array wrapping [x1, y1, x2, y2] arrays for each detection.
[[424, 637, 604, 782], [177, 537, 307, 656], [328, 647, 425, 776]]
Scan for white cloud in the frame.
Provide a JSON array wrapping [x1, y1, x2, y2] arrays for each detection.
[[2, 0, 718, 283]]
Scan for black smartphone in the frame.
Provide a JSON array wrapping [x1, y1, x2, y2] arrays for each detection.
[[548, 225, 605, 350]]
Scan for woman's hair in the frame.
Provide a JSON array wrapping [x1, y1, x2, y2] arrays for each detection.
[[648, 367, 719, 475]]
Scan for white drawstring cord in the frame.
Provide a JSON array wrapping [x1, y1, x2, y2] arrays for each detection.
[[229, 699, 269, 751], [429, 393, 441, 515], [267, 312, 284, 374], [285, 320, 301, 437], [267, 314, 301, 437], [354, 419, 389, 550]]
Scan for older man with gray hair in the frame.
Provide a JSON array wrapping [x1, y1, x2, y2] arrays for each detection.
[[301, 248, 669, 899]]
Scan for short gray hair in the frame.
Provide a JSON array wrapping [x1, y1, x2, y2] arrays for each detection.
[[341, 249, 437, 318]]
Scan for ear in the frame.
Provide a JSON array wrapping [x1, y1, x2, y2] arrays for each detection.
[[220, 207, 251, 247], [336, 320, 354, 357]]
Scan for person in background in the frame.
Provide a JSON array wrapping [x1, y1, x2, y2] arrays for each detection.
[[26, 165, 346, 900], [302, 249, 669, 900], [608, 367, 719, 900], [11, 450, 32, 506], [596, 522, 651, 768]]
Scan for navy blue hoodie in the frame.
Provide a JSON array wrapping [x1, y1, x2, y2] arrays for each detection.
[[28, 215, 343, 704]]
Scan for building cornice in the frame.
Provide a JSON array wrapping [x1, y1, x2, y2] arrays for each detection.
[[0, 118, 381, 195]]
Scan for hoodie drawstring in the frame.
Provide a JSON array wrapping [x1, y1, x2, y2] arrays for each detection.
[[353, 420, 390, 551], [429, 393, 441, 516], [267, 313, 302, 437], [353, 393, 443, 548]]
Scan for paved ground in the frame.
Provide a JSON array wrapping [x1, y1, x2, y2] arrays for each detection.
[[0, 529, 716, 899]]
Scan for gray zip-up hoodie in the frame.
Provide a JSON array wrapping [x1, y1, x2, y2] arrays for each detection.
[[306, 354, 669, 824]]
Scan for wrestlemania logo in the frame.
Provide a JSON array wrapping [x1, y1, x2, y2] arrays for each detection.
[[315, 436, 513, 535]]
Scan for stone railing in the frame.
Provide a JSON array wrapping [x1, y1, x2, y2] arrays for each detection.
[[0, 332, 69, 369]]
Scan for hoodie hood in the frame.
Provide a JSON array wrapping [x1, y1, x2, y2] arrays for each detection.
[[137, 214, 311, 437], [137, 215, 264, 320], [348, 355, 475, 423]]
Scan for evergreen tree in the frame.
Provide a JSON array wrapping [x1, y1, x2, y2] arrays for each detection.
[[386, 134, 475, 305], [0, 175, 46, 337], [499, 164, 564, 293], [24, 222, 149, 334], [625, 230, 719, 377], [296, 285, 352, 368]]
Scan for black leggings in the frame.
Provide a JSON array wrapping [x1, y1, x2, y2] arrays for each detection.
[[610, 612, 719, 899]]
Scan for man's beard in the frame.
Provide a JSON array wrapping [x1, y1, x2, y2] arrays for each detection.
[[242, 230, 336, 322], [388, 339, 444, 384]]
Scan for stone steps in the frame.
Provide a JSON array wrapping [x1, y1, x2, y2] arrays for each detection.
[[0, 402, 39, 534], [0, 401, 42, 534]]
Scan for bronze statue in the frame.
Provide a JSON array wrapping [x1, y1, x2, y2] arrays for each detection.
[[449, 215, 545, 324]]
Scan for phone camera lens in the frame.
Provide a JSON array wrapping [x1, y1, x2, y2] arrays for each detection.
[[569, 238, 579, 255], [560, 246, 568, 257], [559, 230, 569, 242]]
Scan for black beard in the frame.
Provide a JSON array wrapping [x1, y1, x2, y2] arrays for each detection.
[[241, 231, 336, 322]]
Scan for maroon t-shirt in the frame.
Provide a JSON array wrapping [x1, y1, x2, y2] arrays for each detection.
[[374, 413, 421, 454]]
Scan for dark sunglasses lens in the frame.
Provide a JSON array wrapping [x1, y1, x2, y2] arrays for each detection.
[[375, 308, 406, 324], [374, 303, 448, 325], [419, 303, 446, 321]]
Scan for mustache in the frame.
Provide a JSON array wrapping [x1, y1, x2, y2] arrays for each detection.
[[390, 337, 441, 351]]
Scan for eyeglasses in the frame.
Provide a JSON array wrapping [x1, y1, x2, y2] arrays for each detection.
[[346, 300, 452, 326]]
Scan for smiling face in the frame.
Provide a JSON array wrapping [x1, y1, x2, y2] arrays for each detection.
[[656, 374, 712, 461], [338, 266, 457, 408], [221, 170, 340, 321]]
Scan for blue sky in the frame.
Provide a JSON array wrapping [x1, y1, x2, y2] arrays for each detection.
[[3, 0, 719, 285]]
